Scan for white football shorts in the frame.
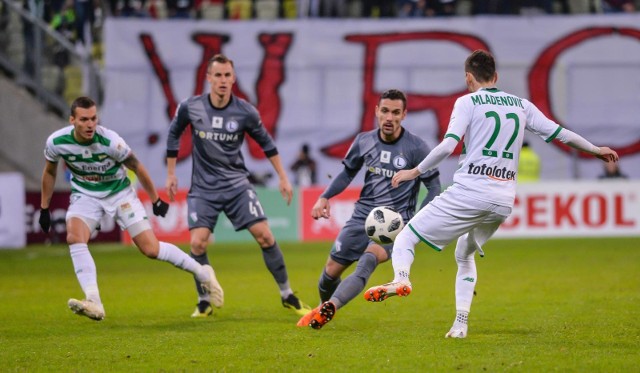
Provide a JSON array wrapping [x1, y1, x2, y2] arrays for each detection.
[[66, 187, 151, 235], [406, 186, 512, 251]]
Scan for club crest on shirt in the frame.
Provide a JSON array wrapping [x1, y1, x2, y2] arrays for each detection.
[[226, 119, 239, 132], [393, 156, 407, 169]]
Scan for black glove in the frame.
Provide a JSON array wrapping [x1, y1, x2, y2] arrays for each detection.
[[39, 208, 51, 233], [152, 198, 169, 217]]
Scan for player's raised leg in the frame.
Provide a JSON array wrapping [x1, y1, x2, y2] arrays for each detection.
[[364, 227, 418, 302], [130, 224, 222, 310]]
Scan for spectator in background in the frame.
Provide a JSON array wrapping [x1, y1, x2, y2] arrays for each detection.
[[166, 0, 193, 18], [22, 0, 44, 78], [599, 161, 627, 179], [73, 0, 95, 49], [473, 0, 519, 14], [290, 143, 317, 187], [517, 141, 541, 182], [363, 0, 395, 17], [601, 0, 635, 12], [107, 0, 147, 17]]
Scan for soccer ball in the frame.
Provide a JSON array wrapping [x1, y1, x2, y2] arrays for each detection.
[[365, 206, 404, 245]]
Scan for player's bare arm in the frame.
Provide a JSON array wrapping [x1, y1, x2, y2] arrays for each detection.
[[595, 147, 619, 163], [268, 154, 293, 205], [165, 157, 178, 201], [391, 168, 421, 188], [311, 198, 330, 220], [41, 160, 58, 209], [124, 154, 159, 203]]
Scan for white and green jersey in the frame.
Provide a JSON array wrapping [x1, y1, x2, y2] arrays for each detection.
[[447, 88, 562, 206], [44, 125, 132, 198]]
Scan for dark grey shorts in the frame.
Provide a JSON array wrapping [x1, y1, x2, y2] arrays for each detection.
[[329, 217, 393, 266], [187, 186, 266, 232]]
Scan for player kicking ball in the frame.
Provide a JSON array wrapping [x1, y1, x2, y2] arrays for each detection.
[[40, 96, 222, 321], [297, 89, 440, 329], [364, 50, 619, 338]]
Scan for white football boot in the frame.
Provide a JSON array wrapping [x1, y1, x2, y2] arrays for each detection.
[[445, 321, 468, 338], [199, 265, 224, 308], [68, 299, 105, 321]]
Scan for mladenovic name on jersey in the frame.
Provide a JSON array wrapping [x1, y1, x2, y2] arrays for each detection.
[[471, 94, 524, 109], [467, 162, 516, 181], [195, 129, 239, 142]]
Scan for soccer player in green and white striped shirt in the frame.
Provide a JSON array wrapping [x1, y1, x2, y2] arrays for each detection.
[[40, 96, 222, 321]]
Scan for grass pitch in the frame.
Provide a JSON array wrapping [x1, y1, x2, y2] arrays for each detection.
[[0, 237, 638, 372]]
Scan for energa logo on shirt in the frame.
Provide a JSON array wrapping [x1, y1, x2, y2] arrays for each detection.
[[466, 162, 516, 181]]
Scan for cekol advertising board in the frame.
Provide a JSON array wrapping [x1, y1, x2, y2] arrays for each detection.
[[117, 181, 638, 244], [496, 181, 639, 238]]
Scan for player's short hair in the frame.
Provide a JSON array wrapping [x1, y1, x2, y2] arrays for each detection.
[[379, 89, 407, 110], [70, 96, 96, 117], [208, 54, 235, 71], [465, 50, 496, 83]]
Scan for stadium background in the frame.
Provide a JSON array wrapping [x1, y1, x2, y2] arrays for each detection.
[[1, 1, 639, 247]]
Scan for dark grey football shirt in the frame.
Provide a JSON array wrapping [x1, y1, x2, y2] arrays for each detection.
[[167, 94, 278, 195], [340, 128, 438, 222]]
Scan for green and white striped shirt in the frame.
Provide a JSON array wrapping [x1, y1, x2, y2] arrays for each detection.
[[44, 125, 132, 198]]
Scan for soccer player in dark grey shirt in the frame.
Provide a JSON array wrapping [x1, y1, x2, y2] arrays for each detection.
[[165, 54, 311, 318], [297, 89, 441, 329]]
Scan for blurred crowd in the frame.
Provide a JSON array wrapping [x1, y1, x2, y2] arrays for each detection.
[[7, 0, 637, 66], [29, 0, 640, 35]]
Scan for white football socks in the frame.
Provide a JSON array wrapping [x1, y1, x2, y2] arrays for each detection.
[[69, 243, 101, 305], [157, 241, 204, 277], [391, 228, 419, 284]]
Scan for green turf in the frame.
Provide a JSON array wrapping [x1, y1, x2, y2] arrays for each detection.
[[1, 238, 638, 372]]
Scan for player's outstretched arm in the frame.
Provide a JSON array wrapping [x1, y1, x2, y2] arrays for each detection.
[[555, 128, 619, 163], [392, 137, 458, 188], [392, 169, 420, 188]]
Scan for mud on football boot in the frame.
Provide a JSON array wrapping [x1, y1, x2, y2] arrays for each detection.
[[364, 282, 412, 302], [68, 299, 105, 321], [309, 301, 336, 330], [200, 265, 224, 308], [282, 293, 312, 316], [191, 301, 213, 318]]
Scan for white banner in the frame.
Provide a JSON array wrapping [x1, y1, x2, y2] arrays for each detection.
[[102, 15, 640, 187], [0, 173, 26, 248], [496, 181, 640, 237]]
